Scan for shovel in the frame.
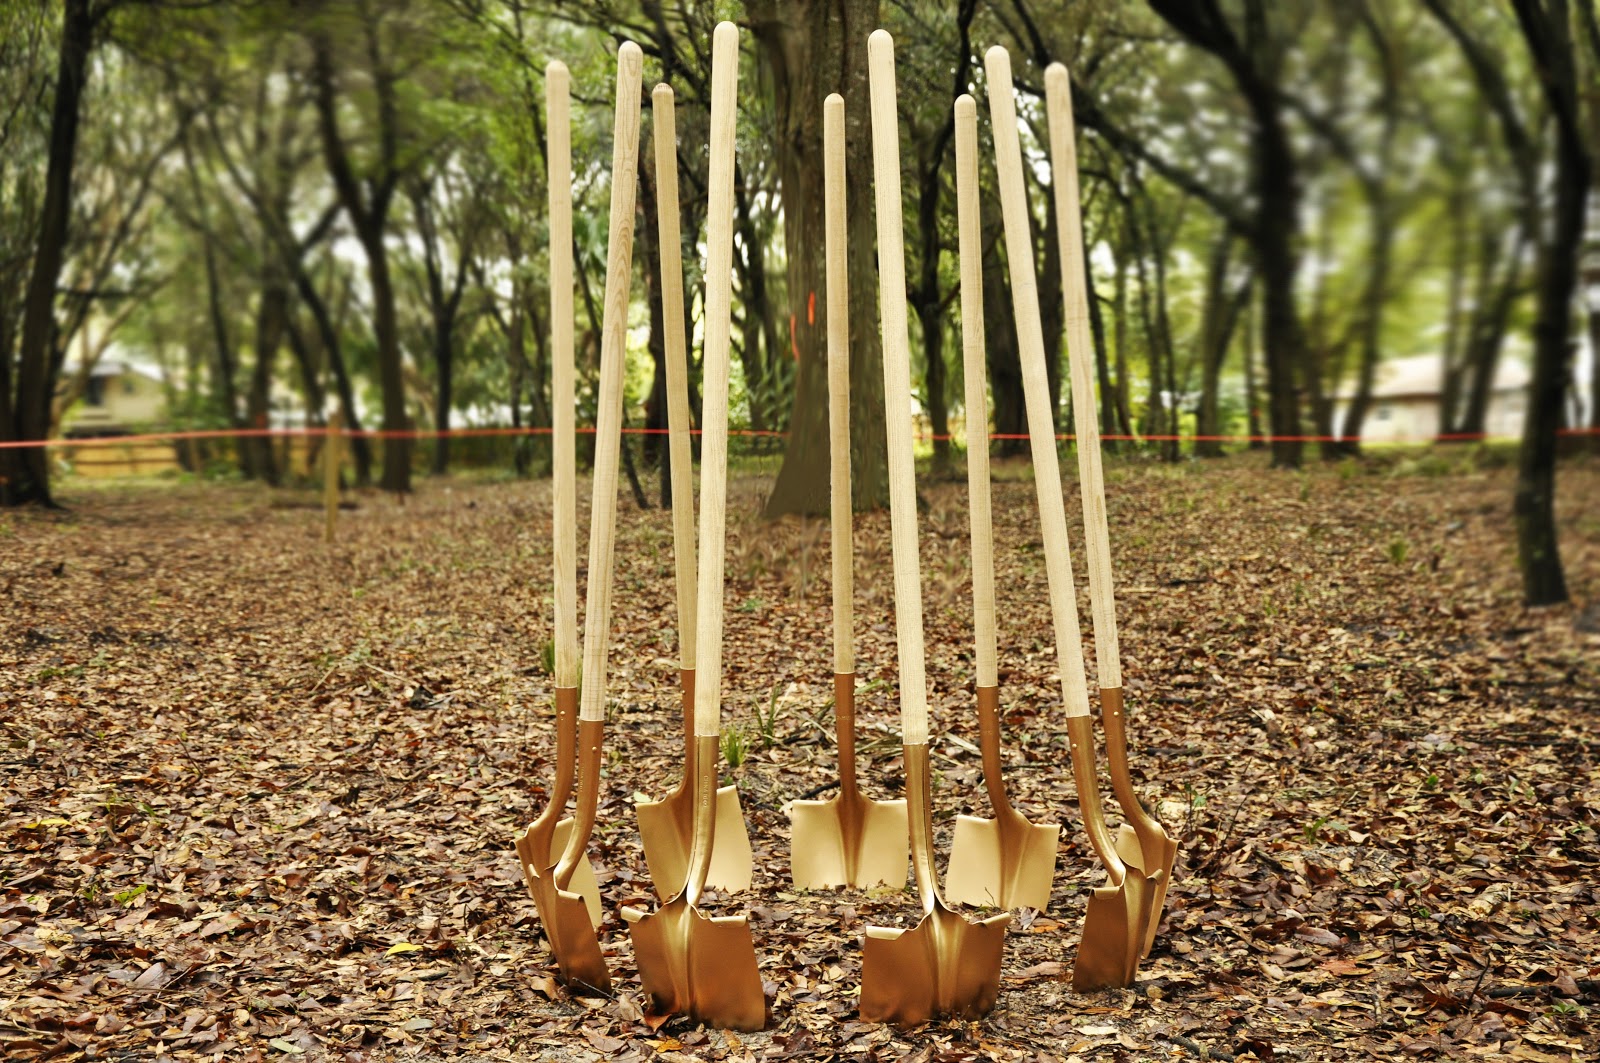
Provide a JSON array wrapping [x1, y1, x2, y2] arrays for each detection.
[[636, 82, 753, 898], [515, 57, 601, 944], [538, 40, 645, 994], [788, 91, 909, 893], [986, 45, 1153, 991], [944, 93, 1062, 914], [857, 31, 1010, 1027], [621, 23, 766, 1032], [1045, 63, 1178, 958]]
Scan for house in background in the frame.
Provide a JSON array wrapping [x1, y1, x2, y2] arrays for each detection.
[[57, 361, 167, 438], [1333, 353, 1529, 444]]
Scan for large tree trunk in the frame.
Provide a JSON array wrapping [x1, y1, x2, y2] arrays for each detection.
[[754, 0, 887, 517], [1195, 233, 1242, 458], [3, 0, 93, 506], [1511, 0, 1588, 606], [363, 230, 409, 491]]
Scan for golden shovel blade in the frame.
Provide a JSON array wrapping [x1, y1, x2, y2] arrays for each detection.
[[789, 675, 909, 890], [946, 687, 1060, 910], [536, 718, 612, 994], [859, 903, 1011, 1025], [946, 811, 1059, 911], [517, 817, 602, 928], [1104, 688, 1179, 956], [790, 790, 909, 890], [638, 670, 753, 895], [858, 744, 1011, 1025], [1064, 715, 1153, 992], [621, 898, 767, 1031], [623, 736, 766, 1030]]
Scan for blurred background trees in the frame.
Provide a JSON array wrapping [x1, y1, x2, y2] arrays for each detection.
[[1, 0, 1595, 604]]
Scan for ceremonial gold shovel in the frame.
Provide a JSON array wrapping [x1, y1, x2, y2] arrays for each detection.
[[621, 23, 766, 1031], [538, 40, 645, 994], [945, 93, 1061, 914], [987, 45, 1153, 991], [788, 92, 909, 893], [858, 31, 1009, 1026], [1045, 63, 1178, 958], [514, 57, 600, 953], [636, 82, 753, 898]]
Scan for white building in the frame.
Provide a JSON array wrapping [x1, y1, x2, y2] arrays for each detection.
[[1333, 353, 1529, 444]]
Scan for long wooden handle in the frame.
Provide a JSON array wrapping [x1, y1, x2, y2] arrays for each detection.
[[984, 46, 1094, 721], [548, 60, 579, 690], [868, 30, 929, 747], [1045, 64, 1120, 691], [824, 93, 855, 677], [577, 42, 644, 725], [653, 83, 698, 673], [953, 95, 997, 690], [691, 21, 739, 740]]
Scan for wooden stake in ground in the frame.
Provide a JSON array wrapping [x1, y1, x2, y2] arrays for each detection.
[[1045, 61, 1177, 958]]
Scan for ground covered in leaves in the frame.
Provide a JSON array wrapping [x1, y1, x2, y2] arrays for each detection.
[[2, 454, 1598, 1062]]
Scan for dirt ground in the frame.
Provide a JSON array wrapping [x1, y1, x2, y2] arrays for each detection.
[[2, 455, 1597, 1062]]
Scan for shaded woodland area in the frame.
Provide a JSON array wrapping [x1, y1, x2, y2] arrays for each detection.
[[0, 0, 1596, 604]]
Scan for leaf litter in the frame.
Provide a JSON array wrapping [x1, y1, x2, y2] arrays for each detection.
[[0, 458, 1596, 1061]]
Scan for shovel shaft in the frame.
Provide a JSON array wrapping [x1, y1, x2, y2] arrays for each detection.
[[1065, 714, 1126, 882], [954, 95, 998, 690], [984, 45, 1094, 721], [869, 29, 931, 746], [974, 686, 1013, 816], [683, 734, 720, 908], [1101, 687, 1163, 844], [903, 741, 941, 914], [834, 673, 859, 795], [824, 93, 855, 678], [654, 84, 698, 673], [548, 61, 579, 690], [556, 718, 606, 885]]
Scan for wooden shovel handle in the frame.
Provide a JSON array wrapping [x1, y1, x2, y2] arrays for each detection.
[[1045, 64, 1120, 690], [653, 84, 698, 673], [825, 93, 855, 678], [577, 42, 644, 726], [548, 61, 579, 690], [954, 95, 998, 691], [691, 20, 739, 740], [984, 46, 1094, 721], [868, 30, 930, 747]]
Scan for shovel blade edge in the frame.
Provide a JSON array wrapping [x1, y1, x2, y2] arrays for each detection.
[[623, 901, 766, 1031]]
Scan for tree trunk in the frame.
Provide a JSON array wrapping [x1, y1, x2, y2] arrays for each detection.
[[1195, 232, 1242, 458], [1511, 0, 1588, 606], [247, 281, 289, 484], [1336, 188, 1395, 454], [983, 194, 1026, 457], [363, 230, 409, 491], [3, 0, 93, 506], [754, 0, 887, 517], [431, 317, 453, 475]]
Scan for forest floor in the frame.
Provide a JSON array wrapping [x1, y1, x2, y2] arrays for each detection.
[[2, 454, 1598, 1063]]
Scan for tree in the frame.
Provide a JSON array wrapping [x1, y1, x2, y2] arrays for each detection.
[[1146, 0, 1310, 469], [753, 0, 889, 516]]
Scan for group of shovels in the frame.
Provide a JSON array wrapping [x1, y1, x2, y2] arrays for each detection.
[[513, 23, 1176, 1031]]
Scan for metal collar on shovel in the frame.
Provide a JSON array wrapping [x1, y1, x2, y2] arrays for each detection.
[[1045, 63, 1178, 958], [986, 46, 1154, 992], [622, 23, 766, 1032], [945, 94, 1061, 914], [515, 59, 600, 948], [788, 92, 909, 893], [858, 31, 1010, 1027], [538, 40, 646, 995], [636, 83, 753, 899]]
